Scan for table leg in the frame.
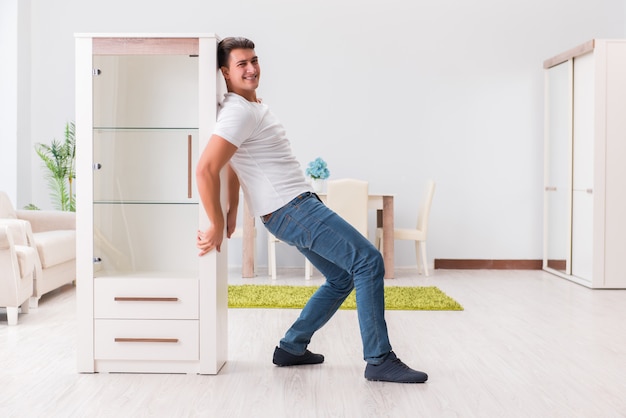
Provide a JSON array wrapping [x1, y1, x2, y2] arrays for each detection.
[[380, 196, 394, 279]]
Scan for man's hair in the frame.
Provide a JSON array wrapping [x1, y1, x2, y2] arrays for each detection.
[[218, 37, 255, 68]]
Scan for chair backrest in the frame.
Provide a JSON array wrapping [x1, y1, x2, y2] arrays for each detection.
[[327, 178, 369, 237], [416, 180, 436, 236], [0, 192, 17, 219]]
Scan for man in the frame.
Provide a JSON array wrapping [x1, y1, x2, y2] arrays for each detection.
[[196, 37, 428, 383]]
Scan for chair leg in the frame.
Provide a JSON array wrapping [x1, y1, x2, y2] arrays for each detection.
[[6, 307, 18, 325], [420, 241, 429, 276], [414, 241, 422, 274], [29, 296, 40, 309], [20, 300, 30, 314], [268, 236, 277, 280], [374, 229, 383, 251], [305, 259, 312, 280]]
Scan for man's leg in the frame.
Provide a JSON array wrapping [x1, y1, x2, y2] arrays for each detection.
[[264, 194, 391, 362], [263, 193, 428, 382]]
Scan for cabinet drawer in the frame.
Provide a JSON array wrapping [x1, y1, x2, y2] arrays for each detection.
[[94, 278, 198, 319], [94, 319, 199, 361]]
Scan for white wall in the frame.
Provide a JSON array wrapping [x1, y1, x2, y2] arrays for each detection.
[[10, 0, 626, 268], [1, 0, 31, 206], [0, 0, 18, 201]]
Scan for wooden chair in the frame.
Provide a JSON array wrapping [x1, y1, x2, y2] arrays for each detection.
[[375, 180, 436, 276]]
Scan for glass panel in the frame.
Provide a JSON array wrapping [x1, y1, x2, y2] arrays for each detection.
[[93, 129, 199, 203], [93, 203, 198, 277], [93, 55, 198, 128], [545, 61, 572, 274], [93, 53, 199, 278]]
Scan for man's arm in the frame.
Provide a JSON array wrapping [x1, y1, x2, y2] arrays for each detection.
[[226, 163, 240, 239], [195, 134, 238, 255]]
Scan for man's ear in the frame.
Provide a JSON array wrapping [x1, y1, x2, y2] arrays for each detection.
[[220, 66, 230, 80]]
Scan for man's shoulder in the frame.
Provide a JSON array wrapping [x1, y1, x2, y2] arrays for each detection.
[[219, 94, 251, 116], [221, 93, 257, 113]]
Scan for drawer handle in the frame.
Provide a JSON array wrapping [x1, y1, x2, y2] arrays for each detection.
[[114, 297, 179, 302], [114, 338, 179, 343]]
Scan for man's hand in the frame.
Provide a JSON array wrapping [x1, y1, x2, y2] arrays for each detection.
[[197, 225, 224, 256]]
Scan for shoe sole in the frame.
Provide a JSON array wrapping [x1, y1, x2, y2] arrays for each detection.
[[366, 377, 427, 383]]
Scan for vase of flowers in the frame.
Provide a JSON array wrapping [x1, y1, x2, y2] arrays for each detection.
[[305, 157, 330, 192]]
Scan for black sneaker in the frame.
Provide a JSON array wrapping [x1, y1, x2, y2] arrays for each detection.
[[364, 351, 428, 383], [272, 346, 325, 366]]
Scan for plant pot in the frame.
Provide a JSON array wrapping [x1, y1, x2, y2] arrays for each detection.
[[311, 178, 326, 193]]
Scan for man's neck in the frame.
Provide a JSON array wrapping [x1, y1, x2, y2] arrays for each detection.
[[229, 88, 257, 103]]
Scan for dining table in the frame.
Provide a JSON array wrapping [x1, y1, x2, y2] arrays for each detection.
[[240, 193, 395, 279]]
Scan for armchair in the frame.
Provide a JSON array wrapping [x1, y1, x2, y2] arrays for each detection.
[[0, 221, 36, 324], [0, 192, 76, 307]]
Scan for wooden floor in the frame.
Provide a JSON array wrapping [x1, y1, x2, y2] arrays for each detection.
[[1, 269, 625, 417]]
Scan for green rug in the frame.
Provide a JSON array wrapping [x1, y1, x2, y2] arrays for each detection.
[[228, 285, 463, 311]]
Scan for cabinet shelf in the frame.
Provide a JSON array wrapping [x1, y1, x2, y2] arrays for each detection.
[[94, 127, 198, 131], [94, 201, 198, 205]]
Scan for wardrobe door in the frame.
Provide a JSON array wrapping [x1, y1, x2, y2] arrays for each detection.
[[544, 60, 572, 275], [570, 52, 594, 282]]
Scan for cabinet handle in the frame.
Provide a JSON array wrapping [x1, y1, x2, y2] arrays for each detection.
[[114, 338, 179, 343], [114, 297, 179, 302], [586, 188, 593, 194], [545, 186, 557, 191], [187, 134, 192, 198]]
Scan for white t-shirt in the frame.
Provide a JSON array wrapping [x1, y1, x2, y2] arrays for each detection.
[[214, 92, 313, 217]]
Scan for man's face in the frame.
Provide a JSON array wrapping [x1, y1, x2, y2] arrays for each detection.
[[221, 48, 260, 95]]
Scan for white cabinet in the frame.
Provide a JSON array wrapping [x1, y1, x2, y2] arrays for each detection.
[[543, 39, 626, 289], [75, 34, 228, 373]]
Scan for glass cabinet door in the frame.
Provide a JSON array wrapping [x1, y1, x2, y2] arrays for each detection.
[[92, 52, 200, 278]]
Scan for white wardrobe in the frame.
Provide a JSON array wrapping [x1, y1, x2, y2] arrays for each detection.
[[543, 39, 626, 289]]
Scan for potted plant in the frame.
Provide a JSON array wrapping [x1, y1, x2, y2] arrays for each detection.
[[305, 157, 330, 192], [33, 121, 76, 211]]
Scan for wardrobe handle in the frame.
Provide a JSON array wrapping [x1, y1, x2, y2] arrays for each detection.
[[187, 134, 192, 198], [114, 338, 179, 343], [114, 297, 179, 302], [545, 186, 557, 191]]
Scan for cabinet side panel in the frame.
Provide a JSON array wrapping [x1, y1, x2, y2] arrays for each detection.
[[75, 37, 95, 372], [197, 36, 228, 374], [603, 41, 626, 288]]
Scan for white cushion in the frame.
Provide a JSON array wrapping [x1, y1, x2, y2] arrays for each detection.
[[33, 230, 76, 268]]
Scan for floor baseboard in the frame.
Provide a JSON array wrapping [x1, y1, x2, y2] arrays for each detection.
[[434, 259, 543, 270]]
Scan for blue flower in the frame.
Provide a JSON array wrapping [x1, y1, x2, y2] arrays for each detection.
[[305, 157, 330, 180]]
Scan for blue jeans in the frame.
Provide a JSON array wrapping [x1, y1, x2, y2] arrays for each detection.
[[261, 192, 392, 364]]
